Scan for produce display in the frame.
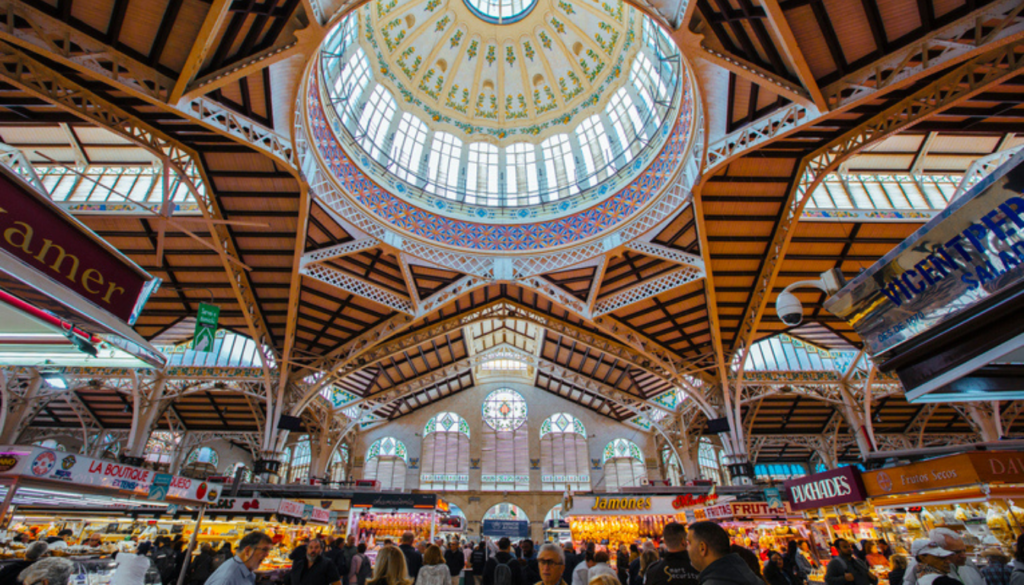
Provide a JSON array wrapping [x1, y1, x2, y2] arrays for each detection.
[[355, 512, 435, 542], [723, 521, 808, 552], [566, 515, 680, 548]]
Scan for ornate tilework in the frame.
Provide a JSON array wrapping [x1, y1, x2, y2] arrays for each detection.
[[482, 388, 527, 431]]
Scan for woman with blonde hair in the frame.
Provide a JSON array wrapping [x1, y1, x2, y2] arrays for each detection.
[[590, 574, 622, 585], [368, 545, 414, 585], [418, 545, 453, 585]]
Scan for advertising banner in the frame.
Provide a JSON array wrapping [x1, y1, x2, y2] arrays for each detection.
[[783, 466, 866, 511], [0, 168, 153, 323], [693, 501, 792, 521], [862, 451, 1024, 497], [825, 151, 1024, 358], [482, 520, 530, 538], [352, 493, 437, 509], [210, 497, 284, 514], [565, 494, 716, 516], [278, 500, 307, 518], [0, 446, 221, 504]]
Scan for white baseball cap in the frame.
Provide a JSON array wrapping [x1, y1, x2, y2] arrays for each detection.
[[911, 538, 954, 558]]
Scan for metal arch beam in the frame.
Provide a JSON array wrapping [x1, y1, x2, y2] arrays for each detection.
[[693, 44, 813, 108], [302, 238, 383, 265], [0, 0, 296, 170], [0, 41, 282, 393], [728, 40, 1024, 367]]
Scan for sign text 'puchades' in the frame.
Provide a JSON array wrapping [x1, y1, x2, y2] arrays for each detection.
[[790, 474, 851, 504], [591, 496, 651, 511]]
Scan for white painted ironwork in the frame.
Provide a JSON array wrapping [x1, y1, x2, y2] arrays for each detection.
[[299, 262, 414, 314], [592, 265, 704, 317]]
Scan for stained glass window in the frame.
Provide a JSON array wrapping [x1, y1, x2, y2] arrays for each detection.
[[601, 439, 646, 492], [540, 413, 589, 491], [421, 412, 470, 491], [186, 446, 219, 467], [482, 388, 527, 431], [365, 436, 408, 490]]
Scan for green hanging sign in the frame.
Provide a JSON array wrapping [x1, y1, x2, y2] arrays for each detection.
[[192, 302, 220, 351]]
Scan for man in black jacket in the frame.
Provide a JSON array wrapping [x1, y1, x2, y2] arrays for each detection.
[[483, 538, 523, 585], [401, 532, 424, 582], [645, 523, 699, 585], [446, 540, 467, 585], [685, 521, 763, 585]]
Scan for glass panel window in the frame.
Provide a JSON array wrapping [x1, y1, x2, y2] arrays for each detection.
[[427, 132, 463, 200], [389, 113, 428, 184], [335, 49, 371, 127], [607, 88, 646, 161], [576, 114, 616, 184], [356, 85, 396, 162], [541, 134, 579, 200], [481, 389, 529, 491], [466, 142, 500, 205], [420, 412, 470, 491], [506, 143, 539, 205]]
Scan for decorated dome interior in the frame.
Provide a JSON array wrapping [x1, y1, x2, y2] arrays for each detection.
[[316, 0, 687, 216]]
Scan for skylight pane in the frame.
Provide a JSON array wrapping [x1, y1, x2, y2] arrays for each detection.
[[388, 113, 428, 185], [506, 143, 539, 206], [541, 134, 579, 200], [467, 142, 499, 205], [899, 177, 929, 209], [864, 180, 894, 209], [427, 132, 463, 200], [921, 181, 948, 208], [357, 85, 396, 162], [824, 181, 851, 208]]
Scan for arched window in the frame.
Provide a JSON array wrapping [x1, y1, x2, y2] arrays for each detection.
[[540, 413, 590, 491], [698, 438, 722, 484], [420, 412, 470, 491], [290, 440, 312, 483], [426, 132, 463, 200], [483, 502, 528, 521], [278, 447, 291, 482], [364, 437, 408, 490], [601, 439, 647, 492], [329, 445, 349, 483], [144, 432, 178, 468], [481, 389, 529, 491], [388, 113, 428, 184], [575, 114, 615, 184], [465, 143, 499, 205], [661, 448, 683, 486], [33, 439, 65, 451], [541, 134, 579, 200], [357, 85, 396, 162], [186, 446, 219, 467]]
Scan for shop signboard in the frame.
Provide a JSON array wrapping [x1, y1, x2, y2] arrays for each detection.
[[311, 507, 331, 524], [482, 520, 530, 538], [0, 446, 221, 504], [862, 451, 1024, 497], [0, 167, 155, 323], [565, 494, 716, 516], [694, 502, 791, 521], [825, 152, 1024, 367], [278, 500, 307, 519], [352, 493, 437, 509], [147, 473, 172, 501], [783, 466, 866, 511], [211, 497, 283, 513]]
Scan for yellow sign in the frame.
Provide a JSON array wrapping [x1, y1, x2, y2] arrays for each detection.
[[591, 496, 651, 511]]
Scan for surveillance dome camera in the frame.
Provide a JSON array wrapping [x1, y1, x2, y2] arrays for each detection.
[[775, 290, 804, 327]]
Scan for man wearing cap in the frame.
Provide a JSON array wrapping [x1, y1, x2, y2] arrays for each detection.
[[912, 539, 963, 585], [826, 539, 877, 585], [904, 529, 987, 585]]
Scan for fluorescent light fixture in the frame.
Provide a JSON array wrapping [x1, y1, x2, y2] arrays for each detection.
[[42, 374, 67, 389]]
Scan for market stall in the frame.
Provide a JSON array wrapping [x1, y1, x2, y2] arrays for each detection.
[[347, 493, 440, 559], [562, 494, 716, 549], [689, 500, 813, 559]]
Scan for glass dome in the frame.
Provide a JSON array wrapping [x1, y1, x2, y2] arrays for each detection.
[[316, 0, 685, 220], [464, 0, 538, 24]]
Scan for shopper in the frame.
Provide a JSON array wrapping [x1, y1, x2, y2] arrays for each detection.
[[905, 530, 984, 585], [187, 544, 217, 585], [447, 541, 467, 585], [589, 575, 621, 585], [344, 537, 360, 564], [326, 538, 350, 577], [483, 537, 524, 585], [587, 552, 616, 583], [826, 539, 877, 585], [617, 546, 630, 585], [367, 546, 414, 585], [205, 531, 274, 585], [980, 548, 1010, 585], [417, 545, 453, 585], [18, 557, 75, 585], [1011, 535, 1024, 585], [631, 551, 659, 585], [765, 553, 794, 585], [536, 544, 567, 585], [292, 539, 312, 563], [563, 544, 579, 578], [0, 540, 48, 584], [290, 538, 343, 585], [350, 543, 373, 585], [472, 542, 489, 585], [911, 539, 961, 585], [644, 523, 699, 585], [401, 532, 424, 582], [889, 556, 908, 585], [572, 549, 595, 585], [154, 536, 177, 585], [730, 545, 763, 583], [866, 544, 890, 571], [45, 530, 73, 550], [685, 521, 762, 585], [521, 541, 540, 585]]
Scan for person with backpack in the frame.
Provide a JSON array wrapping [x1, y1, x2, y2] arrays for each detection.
[[326, 538, 350, 579], [350, 543, 373, 585], [483, 537, 524, 585], [187, 544, 217, 585], [401, 532, 425, 582], [825, 539, 877, 585], [154, 536, 178, 585]]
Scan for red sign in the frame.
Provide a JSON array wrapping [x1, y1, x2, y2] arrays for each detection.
[[671, 493, 717, 509], [0, 168, 151, 322]]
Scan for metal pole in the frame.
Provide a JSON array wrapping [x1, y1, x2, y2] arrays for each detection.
[[176, 504, 207, 585], [0, 479, 19, 529]]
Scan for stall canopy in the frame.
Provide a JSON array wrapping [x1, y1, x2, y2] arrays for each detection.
[[0, 165, 163, 367], [0, 445, 222, 506], [825, 151, 1024, 402]]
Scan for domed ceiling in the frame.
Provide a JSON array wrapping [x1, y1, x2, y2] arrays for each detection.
[[360, 0, 642, 142]]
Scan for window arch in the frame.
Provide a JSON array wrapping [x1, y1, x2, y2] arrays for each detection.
[[661, 448, 683, 486], [601, 439, 647, 492], [698, 438, 723, 484], [540, 413, 590, 491], [186, 446, 219, 467], [144, 432, 178, 468], [364, 437, 408, 491], [329, 445, 349, 483], [290, 440, 312, 483], [33, 439, 65, 451], [420, 412, 470, 491], [481, 389, 529, 491], [483, 502, 528, 521]]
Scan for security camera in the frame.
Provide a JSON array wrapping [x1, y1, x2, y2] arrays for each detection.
[[774, 269, 847, 328], [776, 290, 804, 326]]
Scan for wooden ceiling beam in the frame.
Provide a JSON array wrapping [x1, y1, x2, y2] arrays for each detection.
[[760, 0, 828, 111]]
